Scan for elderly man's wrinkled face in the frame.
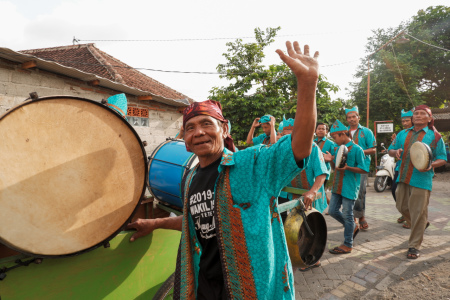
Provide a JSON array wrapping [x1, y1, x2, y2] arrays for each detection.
[[401, 117, 412, 129], [184, 115, 227, 157], [412, 110, 432, 126]]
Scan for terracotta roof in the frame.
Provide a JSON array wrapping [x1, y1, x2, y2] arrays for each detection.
[[19, 44, 193, 104]]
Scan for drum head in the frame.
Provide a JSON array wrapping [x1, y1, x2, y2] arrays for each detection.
[[0, 97, 146, 256], [335, 145, 348, 169], [410, 141, 433, 170]]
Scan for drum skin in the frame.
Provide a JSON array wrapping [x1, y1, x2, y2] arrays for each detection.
[[0, 96, 147, 256], [148, 140, 198, 208], [410, 141, 433, 170], [284, 207, 327, 268], [335, 145, 348, 169]]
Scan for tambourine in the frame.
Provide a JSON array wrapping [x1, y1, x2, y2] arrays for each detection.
[[335, 145, 348, 169], [410, 141, 433, 170]]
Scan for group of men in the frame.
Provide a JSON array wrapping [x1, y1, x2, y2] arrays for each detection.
[[126, 41, 447, 299]]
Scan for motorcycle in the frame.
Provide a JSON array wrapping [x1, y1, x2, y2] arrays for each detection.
[[374, 143, 396, 192]]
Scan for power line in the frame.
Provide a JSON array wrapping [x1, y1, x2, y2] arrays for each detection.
[[75, 31, 363, 43], [405, 33, 450, 52]]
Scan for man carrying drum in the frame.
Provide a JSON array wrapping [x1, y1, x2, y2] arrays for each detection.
[[391, 109, 413, 228], [246, 114, 277, 145], [324, 120, 368, 254], [345, 106, 376, 231], [314, 122, 336, 209], [128, 41, 319, 299], [388, 105, 447, 259]]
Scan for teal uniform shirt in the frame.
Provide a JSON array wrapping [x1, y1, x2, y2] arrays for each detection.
[[348, 124, 376, 171], [314, 136, 336, 179], [388, 126, 447, 191], [253, 133, 271, 145], [287, 143, 329, 213], [177, 134, 308, 299], [331, 140, 368, 200]]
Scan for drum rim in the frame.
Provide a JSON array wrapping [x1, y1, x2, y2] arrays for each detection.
[[0, 95, 148, 258], [411, 141, 433, 170], [147, 138, 197, 204]]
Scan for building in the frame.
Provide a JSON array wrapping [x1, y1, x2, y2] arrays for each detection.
[[0, 43, 193, 154]]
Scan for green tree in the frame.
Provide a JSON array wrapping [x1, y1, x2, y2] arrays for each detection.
[[350, 6, 449, 132], [209, 27, 343, 142]]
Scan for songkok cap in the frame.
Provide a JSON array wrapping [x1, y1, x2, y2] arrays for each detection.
[[401, 109, 413, 118], [345, 106, 359, 116], [259, 115, 272, 124]]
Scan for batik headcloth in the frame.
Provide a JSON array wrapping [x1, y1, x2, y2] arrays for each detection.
[[107, 93, 127, 118], [280, 115, 294, 131], [345, 106, 359, 116], [182, 100, 236, 152], [259, 115, 272, 124], [401, 109, 413, 118], [414, 105, 441, 145], [330, 119, 348, 134]]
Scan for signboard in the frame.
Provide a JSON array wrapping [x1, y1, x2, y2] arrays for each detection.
[[377, 123, 393, 133]]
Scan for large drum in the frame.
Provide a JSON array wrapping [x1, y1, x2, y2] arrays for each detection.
[[148, 139, 198, 208], [0, 96, 147, 257]]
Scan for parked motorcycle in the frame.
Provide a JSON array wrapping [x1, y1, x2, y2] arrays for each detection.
[[374, 143, 396, 192]]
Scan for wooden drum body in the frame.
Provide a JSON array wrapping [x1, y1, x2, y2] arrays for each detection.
[[0, 96, 147, 257]]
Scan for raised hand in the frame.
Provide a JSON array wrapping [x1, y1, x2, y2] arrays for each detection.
[[276, 41, 319, 82], [252, 118, 261, 128]]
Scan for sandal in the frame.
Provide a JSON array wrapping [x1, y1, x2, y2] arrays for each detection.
[[397, 216, 405, 223], [360, 220, 369, 231], [329, 246, 352, 255], [402, 223, 411, 229], [299, 262, 321, 272], [407, 247, 420, 259], [353, 224, 360, 239]]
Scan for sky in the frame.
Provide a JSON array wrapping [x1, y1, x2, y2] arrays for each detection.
[[0, 0, 445, 102]]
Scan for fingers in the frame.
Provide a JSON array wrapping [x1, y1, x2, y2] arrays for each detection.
[[130, 231, 144, 242], [313, 51, 319, 59], [286, 41, 296, 57], [304, 45, 310, 56], [293, 42, 302, 54]]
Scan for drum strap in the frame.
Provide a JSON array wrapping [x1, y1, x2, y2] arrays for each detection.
[[352, 128, 361, 145], [399, 130, 426, 184], [315, 139, 325, 151]]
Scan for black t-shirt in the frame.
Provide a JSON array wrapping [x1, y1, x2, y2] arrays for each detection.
[[187, 157, 227, 300]]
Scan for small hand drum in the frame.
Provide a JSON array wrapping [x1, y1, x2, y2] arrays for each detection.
[[335, 145, 349, 169], [410, 141, 433, 170]]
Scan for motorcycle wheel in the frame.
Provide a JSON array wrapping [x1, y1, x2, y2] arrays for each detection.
[[374, 176, 387, 192]]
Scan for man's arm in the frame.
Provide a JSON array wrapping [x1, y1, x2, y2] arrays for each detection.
[[337, 165, 368, 174], [302, 174, 326, 208], [127, 215, 183, 242], [276, 42, 318, 162], [364, 148, 376, 155], [246, 118, 260, 145], [269, 116, 277, 144]]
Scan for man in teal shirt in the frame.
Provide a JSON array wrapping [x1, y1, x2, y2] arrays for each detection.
[[345, 106, 376, 231], [128, 41, 320, 299], [388, 105, 447, 259], [246, 114, 277, 146], [324, 120, 368, 254]]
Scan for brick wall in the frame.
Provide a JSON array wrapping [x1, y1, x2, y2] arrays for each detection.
[[0, 58, 183, 157]]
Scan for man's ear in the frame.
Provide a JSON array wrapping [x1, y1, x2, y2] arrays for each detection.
[[222, 122, 229, 138]]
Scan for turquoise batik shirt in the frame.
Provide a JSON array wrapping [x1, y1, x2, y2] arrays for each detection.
[[252, 133, 270, 145], [314, 136, 336, 179], [176, 134, 307, 299], [348, 124, 376, 171], [388, 126, 447, 191], [287, 143, 329, 213], [393, 128, 410, 171], [331, 140, 368, 200]]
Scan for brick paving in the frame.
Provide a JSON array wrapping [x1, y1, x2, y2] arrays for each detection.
[[293, 177, 450, 299]]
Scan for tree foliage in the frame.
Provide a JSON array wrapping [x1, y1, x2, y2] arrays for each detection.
[[209, 27, 343, 142], [350, 6, 449, 132]]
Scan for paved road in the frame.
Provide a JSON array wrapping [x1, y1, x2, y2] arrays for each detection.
[[293, 176, 450, 299]]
